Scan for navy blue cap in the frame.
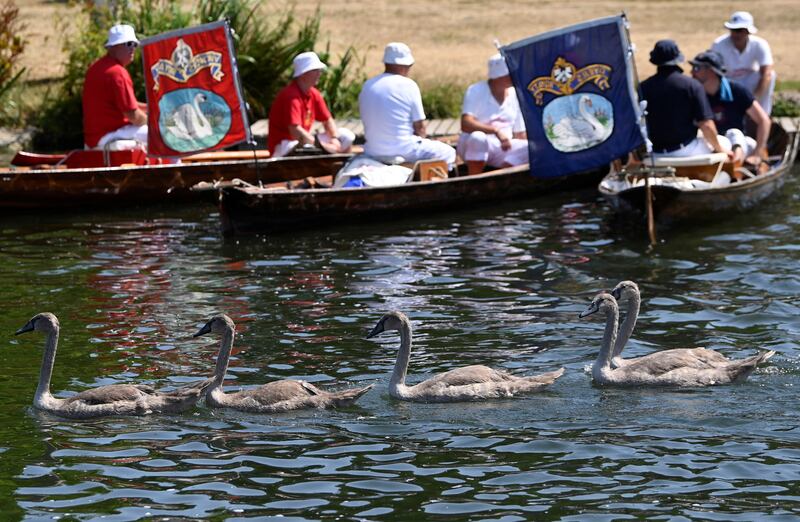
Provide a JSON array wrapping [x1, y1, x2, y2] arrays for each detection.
[[690, 50, 727, 76], [649, 39, 684, 66]]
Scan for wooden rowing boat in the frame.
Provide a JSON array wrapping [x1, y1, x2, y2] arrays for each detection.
[[205, 162, 607, 235], [0, 152, 351, 210], [598, 118, 800, 226]]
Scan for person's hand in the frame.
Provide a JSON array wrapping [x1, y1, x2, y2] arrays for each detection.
[[717, 149, 735, 162], [730, 145, 744, 163], [496, 130, 512, 151], [330, 137, 342, 152], [745, 153, 763, 166]]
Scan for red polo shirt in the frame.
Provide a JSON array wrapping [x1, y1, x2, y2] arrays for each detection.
[[267, 80, 331, 153], [82, 55, 140, 148]]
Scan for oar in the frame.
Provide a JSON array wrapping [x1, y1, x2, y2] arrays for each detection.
[[644, 170, 656, 245]]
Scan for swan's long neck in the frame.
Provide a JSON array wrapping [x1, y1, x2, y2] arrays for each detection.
[[211, 326, 235, 388], [613, 291, 640, 359], [593, 304, 619, 378], [389, 320, 412, 390], [36, 327, 59, 401], [579, 98, 600, 130]]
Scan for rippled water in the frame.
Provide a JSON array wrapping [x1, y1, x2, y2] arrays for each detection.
[[1, 167, 799, 520]]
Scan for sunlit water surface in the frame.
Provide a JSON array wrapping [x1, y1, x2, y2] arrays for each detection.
[[1, 168, 799, 520]]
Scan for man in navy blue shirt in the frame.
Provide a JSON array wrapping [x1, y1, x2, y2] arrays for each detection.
[[640, 40, 732, 159], [690, 50, 770, 166]]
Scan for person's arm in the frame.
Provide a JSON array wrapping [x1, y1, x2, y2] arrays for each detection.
[[745, 100, 771, 161], [288, 124, 315, 145], [124, 108, 147, 126], [461, 113, 512, 149], [413, 119, 427, 138], [754, 64, 774, 101], [698, 119, 734, 160], [322, 117, 343, 150]]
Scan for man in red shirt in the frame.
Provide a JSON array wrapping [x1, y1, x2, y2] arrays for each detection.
[[267, 51, 354, 157], [83, 24, 148, 149]]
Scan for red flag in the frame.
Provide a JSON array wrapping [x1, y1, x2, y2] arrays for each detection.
[[140, 21, 251, 157]]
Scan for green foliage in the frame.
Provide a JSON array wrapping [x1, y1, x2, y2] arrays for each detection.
[[421, 82, 463, 119], [0, 0, 26, 126], [772, 94, 800, 118], [317, 45, 367, 118], [32, 0, 367, 150]]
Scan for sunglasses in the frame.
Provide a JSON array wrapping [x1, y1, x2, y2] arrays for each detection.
[[125, 41, 139, 48], [691, 64, 709, 72]]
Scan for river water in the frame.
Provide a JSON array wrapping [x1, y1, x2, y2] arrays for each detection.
[[1, 167, 799, 521]]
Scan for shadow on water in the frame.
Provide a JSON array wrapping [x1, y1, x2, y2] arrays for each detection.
[[0, 166, 799, 519]]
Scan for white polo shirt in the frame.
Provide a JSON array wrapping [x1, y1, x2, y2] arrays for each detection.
[[359, 72, 426, 157], [711, 34, 773, 92], [461, 81, 525, 135]]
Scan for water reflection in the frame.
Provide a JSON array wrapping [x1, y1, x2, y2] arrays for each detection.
[[2, 171, 800, 519]]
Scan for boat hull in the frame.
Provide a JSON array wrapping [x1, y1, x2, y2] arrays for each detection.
[[217, 164, 606, 235], [0, 154, 350, 210]]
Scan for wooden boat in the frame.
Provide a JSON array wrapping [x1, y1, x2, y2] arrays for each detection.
[[0, 150, 351, 210], [598, 118, 800, 226], [204, 161, 607, 235]]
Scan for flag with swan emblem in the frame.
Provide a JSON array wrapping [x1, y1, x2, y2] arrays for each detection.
[[140, 20, 251, 157], [501, 15, 644, 178]]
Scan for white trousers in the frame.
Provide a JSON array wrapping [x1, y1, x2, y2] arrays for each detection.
[[457, 131, 528, 167], [273, 128, 356, 158], [95, 124, 148, 149], [652, 134, 732, 159], [367, 137, 457, 167]]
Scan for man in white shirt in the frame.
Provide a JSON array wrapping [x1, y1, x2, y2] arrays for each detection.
[[458, 54, 527, 174], [711, 11, 776, 114], [358, 42, 456, 167]]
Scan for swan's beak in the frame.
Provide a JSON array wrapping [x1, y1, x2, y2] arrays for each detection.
[[15, 320, 35, 335], [578, 302, 599, 318], [611, 289, 622, 300], [366, 321, 385, 339], [193, 321, 213, 337]]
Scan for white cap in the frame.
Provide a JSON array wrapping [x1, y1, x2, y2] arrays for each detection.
[[724, 11, 758, 34], [105, 24, 139, 48], [383, 42, 414, 65], [488, 53, 509, 79], [293, 51, 327, 78]]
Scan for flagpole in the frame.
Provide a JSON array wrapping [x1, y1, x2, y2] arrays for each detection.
[[622, 12, 657, 245]]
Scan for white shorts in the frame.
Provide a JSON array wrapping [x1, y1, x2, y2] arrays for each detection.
[[94, 124, 148, 149], [272, 128, 356, 158]]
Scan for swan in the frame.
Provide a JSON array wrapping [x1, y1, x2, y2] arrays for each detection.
[[610, 280, 756, 371], [170, 93, 213, 140], [193, 314, 373, 412], [609, 279, 641, 368], [15, 313, 214, 419], [579, 293, 775, 386], [551, 95, 610, 150], [366, 311, 564, 402]]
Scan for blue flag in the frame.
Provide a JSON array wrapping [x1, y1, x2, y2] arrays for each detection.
[[502, 15, 644, 178]]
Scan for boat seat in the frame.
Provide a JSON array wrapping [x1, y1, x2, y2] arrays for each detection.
[[646, 152, 727, 182], [648, 152, 728, 167], [412, 159, 449, 182]]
